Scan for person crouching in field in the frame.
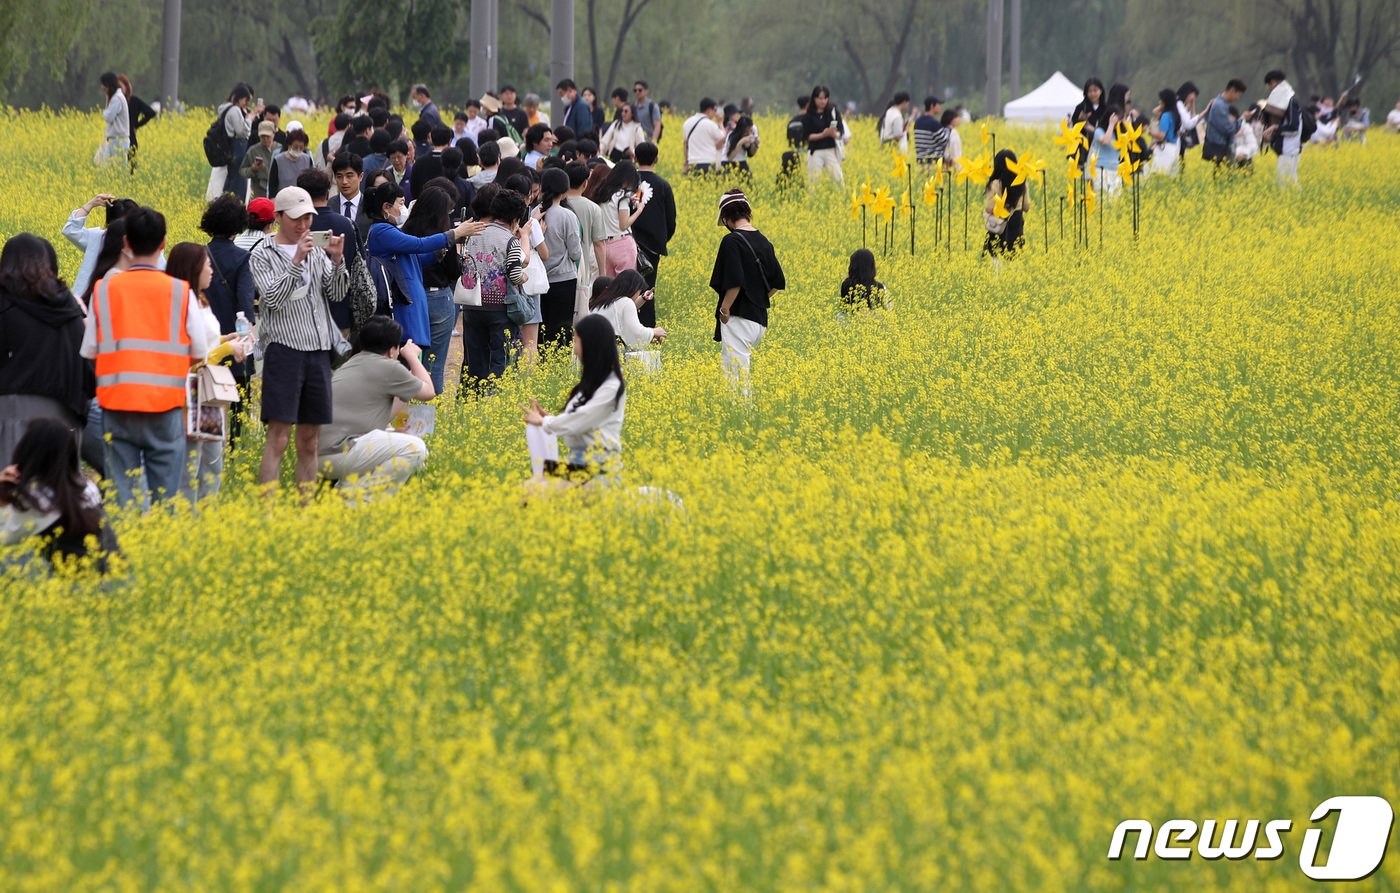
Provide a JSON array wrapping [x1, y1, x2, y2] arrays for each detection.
[[1, 418, 119, 575], [521, 314, 627, 490], [840, 249, 890, 315], [318, 316, 435, 496]]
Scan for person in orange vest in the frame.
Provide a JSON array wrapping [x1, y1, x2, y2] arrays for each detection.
[[80, 207, 209, 507]]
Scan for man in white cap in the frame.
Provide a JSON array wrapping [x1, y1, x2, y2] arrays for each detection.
[[248, 186, 349, 499]]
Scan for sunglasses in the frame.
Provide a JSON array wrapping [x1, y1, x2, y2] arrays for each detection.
[[634, 87, 644, 93]]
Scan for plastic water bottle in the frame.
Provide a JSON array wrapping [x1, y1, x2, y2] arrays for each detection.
[[235, 312, 251, 339]]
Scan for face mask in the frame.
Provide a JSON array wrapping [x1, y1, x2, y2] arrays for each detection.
[[286, 146, 303, 158], [396, 205, 410, 226], [411, 99, 423, 111]]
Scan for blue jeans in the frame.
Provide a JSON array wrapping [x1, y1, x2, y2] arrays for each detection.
[[225, 137, 248, 199], [425, 286, 456, 396], [102, 407, 185, 508], [460, 307, 510, 391]]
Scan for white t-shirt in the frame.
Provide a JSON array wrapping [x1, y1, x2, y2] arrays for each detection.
[[600, 191, 633, 239], [1386, 108, 1400, 129], [522, 219, 549, 296], [275, 242, 311, 286], [683, 114, 725, 166], [880, 106, 906, 146]]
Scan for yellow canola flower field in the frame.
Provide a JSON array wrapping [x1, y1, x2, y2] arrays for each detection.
[[2, 109, 1399, 891]]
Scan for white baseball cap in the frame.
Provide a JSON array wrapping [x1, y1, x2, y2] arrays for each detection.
[[273, 186, 316, 219]]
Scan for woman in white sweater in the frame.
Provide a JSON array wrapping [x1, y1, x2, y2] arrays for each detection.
[[522, 314, 627, 486], [96, 72, 129, 165], [587, 269, 666, 350], [600, 103, 648, 162]]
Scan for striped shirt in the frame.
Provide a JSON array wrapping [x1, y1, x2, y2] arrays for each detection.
[[248, 234, 348, 351], [912, 115, 948, 164]]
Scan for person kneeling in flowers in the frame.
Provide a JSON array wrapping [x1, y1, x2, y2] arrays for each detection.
[[317, 316, 434, 495], [521, 314, 626, 490]]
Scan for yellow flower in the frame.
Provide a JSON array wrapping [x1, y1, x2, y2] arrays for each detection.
[[992, 189, 1011, 219]]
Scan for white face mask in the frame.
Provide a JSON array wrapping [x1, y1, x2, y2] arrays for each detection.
[[395, 204, 410, 226], [286, 146, 303, 158], [411, 99, 423, 111]]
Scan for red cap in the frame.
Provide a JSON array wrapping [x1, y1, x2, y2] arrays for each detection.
[[247, 197, 276, 225]]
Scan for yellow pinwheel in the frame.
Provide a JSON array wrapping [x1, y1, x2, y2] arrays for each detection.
[[923, 177, 940, 206], [1116, 156, 1141, 181], [850, 189, 862, 221], [1067, 157, 1082, 181], [1052, 119, 1088, 156], [890, 150, 908, 179], [1108, 119, 1142, 153], [1021, 150, 1047, 184], [900, 189, 912, 218], [992, 189, 1011, 219], [860, 180, 875, 207], [980, 121, 990, 145], [1083, 182, 1097, 215], [1066, 180, 1076, 206], [1085, 150, 1098, 179], [871, 186, 896, 220], [956, 152, 993, 187]]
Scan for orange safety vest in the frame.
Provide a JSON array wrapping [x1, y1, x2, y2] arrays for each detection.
[[93, 269, 192, 413]]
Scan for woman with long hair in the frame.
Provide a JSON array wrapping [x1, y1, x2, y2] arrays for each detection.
[[95, 72, 130, 166], [587, 268, 666, 350], [983, 149, 1031, 258], [839, 248, 890, 312], [710, 189, 785, 391], [1151, 88, 1182, 175], [723, 116, 759, 177], [585, 161, 647, 277], [521, 313, 626, 487], [115, 74, 156, 173], [601, 102, 647, 163], [538, 168, 582, 351], [0, 235, 92, 465], [801, 85, 846, 184], [0, 418, 118, 574], [880, 92, 911, 149], [165, 243, 252, 503], [400, 185, 465, 393]]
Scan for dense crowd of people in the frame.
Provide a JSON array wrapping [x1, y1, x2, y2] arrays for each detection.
[[3, 65, 1392, 573]]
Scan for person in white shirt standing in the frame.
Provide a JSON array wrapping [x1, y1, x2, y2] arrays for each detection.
[[682, 98, 727, 175], [880, 92, 911, 150]]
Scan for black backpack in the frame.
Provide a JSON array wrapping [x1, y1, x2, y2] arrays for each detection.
[[203, 107, 232, 167], [1300, 105, 1318, 142]]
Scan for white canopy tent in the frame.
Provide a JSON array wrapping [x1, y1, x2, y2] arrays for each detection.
[[1003, 71, 1083, 123]]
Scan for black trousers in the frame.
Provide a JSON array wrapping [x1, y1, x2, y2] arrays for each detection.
[[636, 245, 660, 327], [541, 278, 577, 351]]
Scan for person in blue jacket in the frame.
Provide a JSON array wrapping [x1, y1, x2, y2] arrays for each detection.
[[363, 181, 482, 346]]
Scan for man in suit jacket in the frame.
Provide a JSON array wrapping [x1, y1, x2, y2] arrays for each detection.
[[556, 79, 593, 137], [298, 168, 362, 335], [328, 152, 371, 247], [630, 141, 676, 328]]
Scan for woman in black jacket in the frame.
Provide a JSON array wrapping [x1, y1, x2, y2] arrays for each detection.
[[0, 235, 93, 465]]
